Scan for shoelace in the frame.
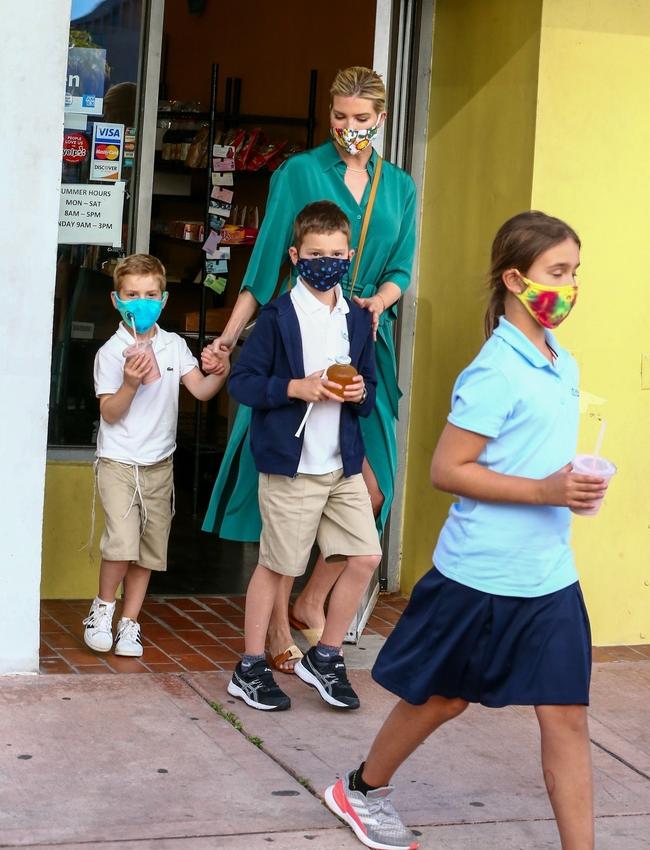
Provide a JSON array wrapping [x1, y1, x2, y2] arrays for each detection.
[[117, 619, 141, 644], [366, 794, 408, 828], [83, 604, 113, 632]]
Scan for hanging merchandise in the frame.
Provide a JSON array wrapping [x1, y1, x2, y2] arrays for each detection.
[[202, 229, 221, 253], [206, 259, 228, 274], [212, 172, 233, 186], [211, 186, 233, 204], [203, 274, 227, 294]]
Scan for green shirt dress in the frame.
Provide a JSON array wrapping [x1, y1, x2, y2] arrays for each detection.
[[202, 139, 417, 540]]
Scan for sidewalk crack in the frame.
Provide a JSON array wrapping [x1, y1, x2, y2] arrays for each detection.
[[179, 673, 320, 800], [590, 737, 650, 782]]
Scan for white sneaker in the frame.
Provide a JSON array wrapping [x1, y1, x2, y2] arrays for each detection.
[[83, 598, 116, 652], [114, 618, 143, 657]]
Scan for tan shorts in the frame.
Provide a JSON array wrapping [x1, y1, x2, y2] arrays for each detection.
[[96, 456, 174, 571], [258, 469, 382, 577]]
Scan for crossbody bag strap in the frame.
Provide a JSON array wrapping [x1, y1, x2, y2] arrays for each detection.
[[348, 155, 383, 300]]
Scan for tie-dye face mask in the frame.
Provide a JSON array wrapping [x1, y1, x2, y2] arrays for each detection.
[[515, 275, 578, 329]]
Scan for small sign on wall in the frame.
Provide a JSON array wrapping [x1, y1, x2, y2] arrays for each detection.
[[58, 182, 125, 247], [65, 47, 106, 115], [90, 123, 124, 182]]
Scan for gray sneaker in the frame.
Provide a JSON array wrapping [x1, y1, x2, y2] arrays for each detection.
[[324, 771, 419, 850]]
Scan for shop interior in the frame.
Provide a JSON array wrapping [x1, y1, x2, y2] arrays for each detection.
[[52, 0, 377, 594]]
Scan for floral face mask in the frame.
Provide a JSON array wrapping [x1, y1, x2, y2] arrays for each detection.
[[330, 123, 380, 156], [515, 275, 578, 329]]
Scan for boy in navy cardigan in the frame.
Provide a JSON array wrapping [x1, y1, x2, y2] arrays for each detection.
[[226, 201, 382, 712]]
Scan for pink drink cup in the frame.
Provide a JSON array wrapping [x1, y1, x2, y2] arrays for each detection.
[[570, 454, 616, 516], [123, 339, 161, 384]]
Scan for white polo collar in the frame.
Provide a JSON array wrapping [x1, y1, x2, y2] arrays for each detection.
[[292, 277, 349, 316]]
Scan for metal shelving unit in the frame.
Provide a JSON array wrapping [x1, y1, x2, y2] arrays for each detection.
[[152, 64, 318, 516]]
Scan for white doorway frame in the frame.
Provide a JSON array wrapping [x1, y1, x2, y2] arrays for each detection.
[[346, 0, 434, 641]]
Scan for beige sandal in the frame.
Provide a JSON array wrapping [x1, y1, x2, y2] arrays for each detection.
[[289, 608, 324, 647], [271, 644, 303, 674]]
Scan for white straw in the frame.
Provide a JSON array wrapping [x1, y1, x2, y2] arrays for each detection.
[[294, 369, 328, 438], [295, 402, 313, 438], [594, 418, 607, 457]]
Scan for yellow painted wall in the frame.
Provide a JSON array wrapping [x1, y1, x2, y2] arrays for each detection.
[[401, 0, 543, 587], [402, 0, 650, 645], [41, 462, 103, 599], [530, 0, 650, 644]]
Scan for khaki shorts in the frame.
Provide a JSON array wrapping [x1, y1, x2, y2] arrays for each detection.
[[258, 469, 382, 577], [96, 456, 174, 571]]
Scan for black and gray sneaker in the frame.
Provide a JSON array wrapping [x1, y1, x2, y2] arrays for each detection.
[[227, 660, 291, 711], [295, 647, 360, 709]]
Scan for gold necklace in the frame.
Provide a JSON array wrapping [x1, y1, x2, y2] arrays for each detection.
[[346, 164, 368, 173]]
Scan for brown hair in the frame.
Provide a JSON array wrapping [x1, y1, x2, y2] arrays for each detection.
[[293, 200, 351, 249], [485, 211, 580, 338], [329, 66, 386, 114], [113, 253, 167, 293]]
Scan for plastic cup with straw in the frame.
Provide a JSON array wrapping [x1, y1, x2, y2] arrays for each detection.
[[571, 418, 616, 515], [122, 313, 161, 384]]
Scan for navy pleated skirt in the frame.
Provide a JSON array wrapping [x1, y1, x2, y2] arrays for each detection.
[[372, 567, 592, 708]]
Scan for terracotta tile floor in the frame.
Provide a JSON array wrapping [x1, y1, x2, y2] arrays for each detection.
[[40, 593, 409, 675]]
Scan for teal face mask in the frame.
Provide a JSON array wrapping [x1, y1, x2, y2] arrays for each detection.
[[113, 292, 168, 333]]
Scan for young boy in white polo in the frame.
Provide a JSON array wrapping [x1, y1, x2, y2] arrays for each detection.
[[226, 201, 382, 712], [83, 253, 229, 657]]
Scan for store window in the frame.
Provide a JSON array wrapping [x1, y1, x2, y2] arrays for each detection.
[[50, 0, 145, 447]]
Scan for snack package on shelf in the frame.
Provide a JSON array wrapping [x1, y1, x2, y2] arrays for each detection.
[[230, 205, 260, 228], [219, 223, 258, 246], [268, 142, 305, 170], [161, 128, 195, 161], [235, 128, 262, 170], [185, 126, 209, 168], [246, 139, 288, 171], [169, 220, 205, 241]]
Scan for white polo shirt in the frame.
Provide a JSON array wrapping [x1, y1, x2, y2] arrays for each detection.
[[94, 323, 198, 466], [290, 278, 350, 475]]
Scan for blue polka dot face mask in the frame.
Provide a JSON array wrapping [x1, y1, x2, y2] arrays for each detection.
[[297, 257, 350, 291]]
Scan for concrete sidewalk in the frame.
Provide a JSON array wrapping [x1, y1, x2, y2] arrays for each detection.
[[1, 656, 648, 849]]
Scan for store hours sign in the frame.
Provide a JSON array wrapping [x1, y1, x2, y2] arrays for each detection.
[[58, 182, 125, 247]]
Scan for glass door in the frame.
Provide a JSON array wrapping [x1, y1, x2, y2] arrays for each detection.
[[50, 0, 162, 448]]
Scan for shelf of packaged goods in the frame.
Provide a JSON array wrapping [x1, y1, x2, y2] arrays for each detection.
[[154, 159, 276, 176], [158, 109, 310, 127], [152, 191, 206, 200], [151, 232, 203, 245], [154, 158, 206, 174]]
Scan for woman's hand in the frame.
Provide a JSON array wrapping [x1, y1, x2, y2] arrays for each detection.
[[288, 371, 344, 403], [211, 333, 236, 355], [353, 293, 386, 340], [343, 374, 366, 404], [539, 464, 608, 509]]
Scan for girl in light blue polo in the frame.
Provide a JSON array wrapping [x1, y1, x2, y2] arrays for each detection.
[[325, 211, 609, 850]]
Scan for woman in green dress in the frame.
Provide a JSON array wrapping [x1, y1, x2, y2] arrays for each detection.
[[202, 67, 417, 670]]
